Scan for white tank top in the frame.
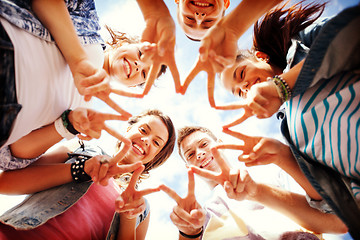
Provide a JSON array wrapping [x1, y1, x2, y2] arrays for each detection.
[[0, 18, 104, 147]]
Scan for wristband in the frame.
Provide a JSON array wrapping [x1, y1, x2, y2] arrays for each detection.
[[179, 227, 203, 239], [61, 109, 80, 135], [54, 116, 76, 140], [268, 75, 292, 103], [71, 155, 92, 182]]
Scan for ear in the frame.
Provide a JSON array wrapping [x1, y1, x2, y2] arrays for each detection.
[[255, 51, 270, 62]]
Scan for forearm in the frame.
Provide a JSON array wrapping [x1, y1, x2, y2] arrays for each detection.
[[10, 123, 63, 159], [136, 0, 170, 19], [0, 163, 72, 194], [276, 146, 321, 200], [280, 59, 304, 90], [117, 214, 137, 240], [250, 183, 347, 233], [31, 0, 88, 68], [222, 0, 282, 39]]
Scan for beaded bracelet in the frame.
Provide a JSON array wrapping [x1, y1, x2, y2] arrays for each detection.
[[179, 227, 203, 239], [61, 109, 80, 135], [268, 75, 292, 103], [71, 155, 92, 182]]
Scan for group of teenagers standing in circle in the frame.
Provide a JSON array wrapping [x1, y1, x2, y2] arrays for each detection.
[[0, 0, 359, 239]]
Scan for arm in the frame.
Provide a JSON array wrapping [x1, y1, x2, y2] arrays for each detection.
[[135, 0, 181, 95], [9, 108, 129, 159], [222, 60, 304, 127], [191, 147, 347, 234], [31, 0, 110, 99], [160, 170, 206, 239], [249, 183, 348, 234], [115, 166, 160, 240], [182, 0, 283, 107], [220, 128, 321, 200]]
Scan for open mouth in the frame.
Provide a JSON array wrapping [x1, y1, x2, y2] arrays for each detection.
[[191, 1, 212, 7], [132, 143, 145, 155], [123, 58, 131, 78], [200, 157, 213, 168]]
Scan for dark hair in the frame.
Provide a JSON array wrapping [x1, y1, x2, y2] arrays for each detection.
[[117, 109, 175, 174], [177, 126, 217, 160], [252, 1, 326, 69], [104, 25, 167, 80]]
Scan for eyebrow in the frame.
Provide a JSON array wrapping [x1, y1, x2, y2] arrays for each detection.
[[143, 124, 165, 143]]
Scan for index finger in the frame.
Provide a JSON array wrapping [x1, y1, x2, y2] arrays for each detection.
[[210, 147, 231, 174], [128, 165, 145, 190], [167, 57, 181, 94], [189, 165, 218, 181], [222, 128, 251, 142], [160, 184, 182, 204], [97, 95, 132, 119], [138, 187, 160, 197], [216, 144, 245, 151], [187, 170, 195, 196], [181, 59, 203, 95], [222, 107, 254, 128], [207, 70, 216, 108], [142, 61, 160, 95]]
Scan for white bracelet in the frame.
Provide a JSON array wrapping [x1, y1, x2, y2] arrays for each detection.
[[54, 117, 77, 140]]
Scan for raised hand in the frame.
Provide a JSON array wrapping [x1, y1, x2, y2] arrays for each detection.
[[68, 107, 129, 141], [189, 147, 231, 186], [180, 14, 239, 108], [223, 168, 257, 201], [160, 170, 206, 236], [115, 165, 160, 219], [84, 155, 143, 186], [138, 0, 181, 95], [219, 128, 291, 167]]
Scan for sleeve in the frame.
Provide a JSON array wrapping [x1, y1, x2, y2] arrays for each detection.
[[291, 5, 360, 97]]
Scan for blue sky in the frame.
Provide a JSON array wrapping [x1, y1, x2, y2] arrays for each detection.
[[91, 0, 358, 239]]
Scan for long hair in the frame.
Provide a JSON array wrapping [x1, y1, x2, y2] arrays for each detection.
[[253, 1, 326, 69], [115, 109, 175, 187]]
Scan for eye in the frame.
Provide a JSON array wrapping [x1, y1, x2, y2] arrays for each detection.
[[138, 50, 142, 58], [153, 140, 160, 147], [204, 19, 213, 23], [201, 142, 208, 147], [186, 16, 195, 21], [142, 70, 146, 79], [186, 152, 194, 160], [240, 68, 245, 79], [139, 127, 147, 134]]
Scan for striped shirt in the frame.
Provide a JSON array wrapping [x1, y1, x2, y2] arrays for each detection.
[[286, 71, 360, 199]]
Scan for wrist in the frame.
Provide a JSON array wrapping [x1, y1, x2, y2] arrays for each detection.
[[179, 227, 203, 239]]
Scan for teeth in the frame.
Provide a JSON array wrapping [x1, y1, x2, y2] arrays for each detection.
[[193, 2, 210, 7], [133, 143, 144, 155], [124, 59, 131, 77], [200, 158, 212, 168]]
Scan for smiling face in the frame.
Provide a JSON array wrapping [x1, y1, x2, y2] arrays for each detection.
[[177, 0, 225, 40], [108, 42, 151, 87], [180, 131, 220, 173], [122, 115, 169, 165], [220, 54, 280, 98]]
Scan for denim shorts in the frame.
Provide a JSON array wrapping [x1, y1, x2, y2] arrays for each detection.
[[0, 21, 22, 148]]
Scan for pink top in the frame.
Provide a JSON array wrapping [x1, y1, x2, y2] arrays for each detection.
[[0, 181, 120, 240]]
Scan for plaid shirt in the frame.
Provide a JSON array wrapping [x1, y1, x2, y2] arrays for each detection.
[[0, 0, 103, 44]]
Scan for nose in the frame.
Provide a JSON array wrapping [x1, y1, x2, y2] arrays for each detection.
[[239, 80, 250, 93], [134, 61, 140, 72], [141, 137, 149, 146], [194, 12, 206, 24], [197, 151, 205, 160]]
